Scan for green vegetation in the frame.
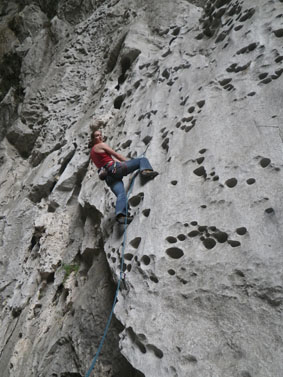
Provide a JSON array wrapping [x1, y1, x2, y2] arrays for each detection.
[[62, 263, 80, 282]]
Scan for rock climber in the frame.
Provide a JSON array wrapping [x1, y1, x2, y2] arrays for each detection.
[[90, 126, 158, 224]]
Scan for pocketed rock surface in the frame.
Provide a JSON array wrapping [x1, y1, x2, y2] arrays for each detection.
[[0, 0, 283, 376]]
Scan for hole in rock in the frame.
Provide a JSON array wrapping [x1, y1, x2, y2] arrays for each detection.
[[185, 125, 194, 133], [188, 230, 200, 237], [114, 95, 126, 109], [196, 157, 205, 164], [246, 178, 256, 185], [213, 176, 219, 181], [228, 240, 241, 247], [12, 307, 22, 318], [129, 193, 144, 207], [172, 26, 180, 36], [215, 0, 230, 8], [225, 178, 238, 188], [166, 247, 184, 259], [190, 221, 198, 226], [127, 327, 147, 354], [273, 28, 283, 38], [241, 371, 252, 377], [47, 202, 58, 213], [162, 69, 170, 79], [177, 234, 186, 241], [198, 225, 207, 232], [247, 91, 256, 96], [141, 255, 151, 265], [161, 138, 169, 152], [47, 272, 55, 284], [224, 83, 234, 91], [121, 56, 131, 74], [203, 238, 216, 249], [166, 236, 177, 243], [168, 269, 176, 275], [122, 140, 132, 149], [150, 275, 159, 283], [193, 166, 206, 177], [29, 226, 45, 253], [219, 78, 232, 86], [147, 344, 164, 358], [265, 207, 274, 214], [130, 237, 141, 249], [195, 33, 204, 40], [197, 100, 205, 108], [33, 304, 42, 318], [134, 79, 142, 89], [234, 25, 243, 31], [171, 180, 178, 185], [260, 158, 271, 168], [124, 253, 134, 261], [142, 209, 151, 217], [52, 284, 64, 304], [187, 354, 198, 363], [142, 136, 152, 145], [260, 78, 272, 85], [215, 31, 227, 43], [272, 65, 283, 78], [201, 205, 207, 208], [236, 227, 247, 235], [199, 148, 207, 154], [212, 231, 228, 243], [188, 106, 195, 113], [239, 8, 255, 22], [179, 277, 188, 284], [183, 116, 194, 122], [127, 264, 132, 272], [235, 269, 245, 277]]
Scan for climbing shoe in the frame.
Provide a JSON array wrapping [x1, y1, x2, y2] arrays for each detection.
[[116, 214, 133, 225], [140, 170, 159, 179]]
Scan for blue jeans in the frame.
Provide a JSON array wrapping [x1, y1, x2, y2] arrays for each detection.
[[105, 157, 153, 216]]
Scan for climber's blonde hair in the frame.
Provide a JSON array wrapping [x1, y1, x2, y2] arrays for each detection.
[[89, 119, 106, 147], [89, 119, 106, 132]]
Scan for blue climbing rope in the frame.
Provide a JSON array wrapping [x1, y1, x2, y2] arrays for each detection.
[[84, 170, 140, 377]]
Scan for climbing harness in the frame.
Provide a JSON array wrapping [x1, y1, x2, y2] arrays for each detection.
[[98, 161, 115, 181], [84, 170, 139, 377], [98, 166, 108, 180]]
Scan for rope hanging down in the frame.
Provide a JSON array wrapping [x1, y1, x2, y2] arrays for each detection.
[[84, 170, 140, 377]]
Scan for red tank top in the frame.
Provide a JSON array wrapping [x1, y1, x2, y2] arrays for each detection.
[[90, 147, 114, 168]]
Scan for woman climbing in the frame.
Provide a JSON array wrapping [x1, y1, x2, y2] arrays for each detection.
[[90, 127, 158, 224]]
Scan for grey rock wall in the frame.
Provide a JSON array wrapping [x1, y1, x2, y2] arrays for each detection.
[[0, 0, 282, 376]]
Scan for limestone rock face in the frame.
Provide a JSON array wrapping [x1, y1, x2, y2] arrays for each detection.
[[0, 0, 283, 377]]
